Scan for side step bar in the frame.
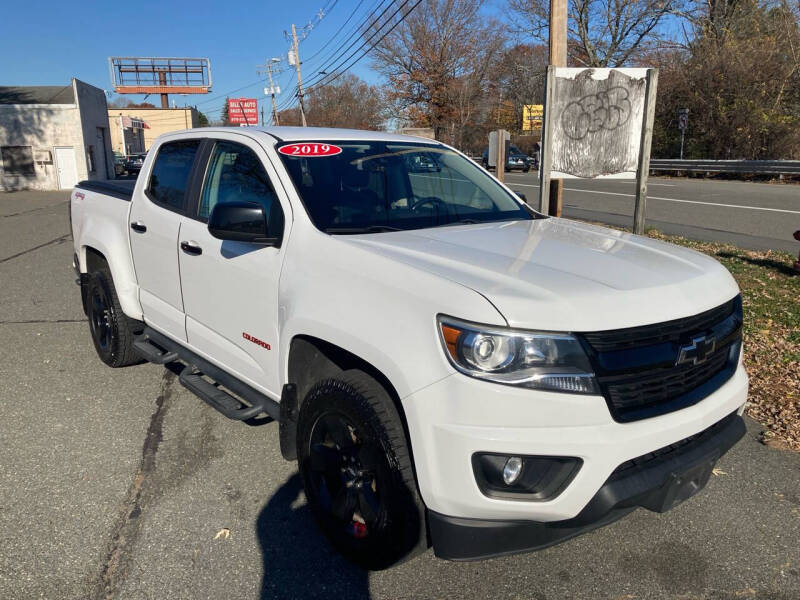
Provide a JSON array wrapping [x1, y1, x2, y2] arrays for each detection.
[[179, 365, 266, 421], [133, 333, 179, 364], [134, 327, 281, 423]]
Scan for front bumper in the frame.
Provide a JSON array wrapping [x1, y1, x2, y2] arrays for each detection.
[[428, 411, 746, 560], [402, 363, 748, 522]]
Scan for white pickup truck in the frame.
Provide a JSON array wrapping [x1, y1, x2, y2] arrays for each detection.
[[70, 127, 748, 569]]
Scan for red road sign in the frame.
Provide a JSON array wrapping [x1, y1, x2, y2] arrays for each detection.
[[228, 98, 258, 125]]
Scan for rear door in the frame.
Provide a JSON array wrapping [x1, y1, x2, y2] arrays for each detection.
[[129, 138, 203, 341], [177, 135, 289, 396]]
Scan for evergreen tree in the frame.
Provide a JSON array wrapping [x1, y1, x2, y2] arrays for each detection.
[[220, 97, 230, 126]]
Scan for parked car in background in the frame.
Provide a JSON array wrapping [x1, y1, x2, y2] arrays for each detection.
[[112, 153, 126, 177], [124, 153, 147, 175], [482, 145, 535, 172]]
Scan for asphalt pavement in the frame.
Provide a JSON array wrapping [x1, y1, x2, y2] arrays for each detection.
[[1, 190, 799, 600], [502, 172, 800, 253]]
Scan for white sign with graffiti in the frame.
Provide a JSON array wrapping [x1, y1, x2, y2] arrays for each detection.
[[543, 67, 654, 179], [538, 66, 658, 233]]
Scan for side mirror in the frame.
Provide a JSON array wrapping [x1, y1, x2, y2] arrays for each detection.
[[515, 191, 527, 202], [208, 201, 281, 246]]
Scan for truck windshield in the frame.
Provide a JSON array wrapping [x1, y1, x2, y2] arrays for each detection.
[[276, 141, 536, 234]]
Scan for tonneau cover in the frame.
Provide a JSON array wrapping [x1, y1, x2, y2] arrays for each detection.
[[76, 179, 135, 201]]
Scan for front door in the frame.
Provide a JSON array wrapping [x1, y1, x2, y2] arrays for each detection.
[[55, 147, 78, 189], [178, 135, 288, 397], [129, 138, 203, 342]]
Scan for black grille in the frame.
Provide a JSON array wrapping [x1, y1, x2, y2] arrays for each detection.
[[579, 296, 742, 422], [581, 298, 737, 352], [599, 348, 730, 420]]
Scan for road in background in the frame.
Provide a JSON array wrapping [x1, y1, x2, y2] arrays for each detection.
[[503, 172, 800, 252], [1, 191, 800, 599]]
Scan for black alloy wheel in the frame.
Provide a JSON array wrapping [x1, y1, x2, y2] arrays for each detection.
[[307, 412, 386, 541], [85, 266, 142, 367], [89, 283, 113, 352], [297, 369, 427, 570]]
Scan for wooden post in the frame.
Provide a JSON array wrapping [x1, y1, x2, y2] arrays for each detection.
[[291, 24, 308, 127], [266, 60, 280, 126], [496, 129, 506, 183], [548, 0, 567, 217], [538, 67, 555, 215], [633, 69, 659, 235]]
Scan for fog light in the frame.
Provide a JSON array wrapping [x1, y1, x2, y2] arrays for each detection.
[[503, 456, 523, 485], [472, 453, 582, 500]]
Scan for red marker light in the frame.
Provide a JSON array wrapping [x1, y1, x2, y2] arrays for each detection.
[[278, 143, 342, 157]]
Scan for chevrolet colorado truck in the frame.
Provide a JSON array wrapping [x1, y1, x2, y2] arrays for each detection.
[[70, 127, 748, 569]]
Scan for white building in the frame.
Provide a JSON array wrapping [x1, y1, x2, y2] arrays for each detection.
[[0, 79, 114, 191]]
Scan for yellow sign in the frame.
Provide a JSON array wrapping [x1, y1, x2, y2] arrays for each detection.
[[523, 104, 544, 131]]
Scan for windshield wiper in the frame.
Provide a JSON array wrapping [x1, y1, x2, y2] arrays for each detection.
[[445, 218, 481, 226], [324, 225, 403, 234]]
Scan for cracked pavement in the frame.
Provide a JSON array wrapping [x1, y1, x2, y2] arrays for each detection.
[[1, 190, 799, 600]]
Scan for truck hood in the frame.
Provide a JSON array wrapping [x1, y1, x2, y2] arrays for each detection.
[[343, 218, 739, 332]]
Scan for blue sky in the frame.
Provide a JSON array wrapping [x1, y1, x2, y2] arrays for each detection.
[[0, 0, 390, 120]]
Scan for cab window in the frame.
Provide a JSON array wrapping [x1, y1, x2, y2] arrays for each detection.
[[198, 141, 284, 235], [146, 140, 201, 212]]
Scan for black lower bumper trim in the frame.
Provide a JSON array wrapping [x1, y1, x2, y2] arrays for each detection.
[[429, 413, 746, 561]]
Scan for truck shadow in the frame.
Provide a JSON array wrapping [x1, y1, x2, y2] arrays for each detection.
[[717, 251, 798, 277], [256, 473, 370, 600]]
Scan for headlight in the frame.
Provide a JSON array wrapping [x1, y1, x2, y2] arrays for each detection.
[[438, 316, 599, 394]]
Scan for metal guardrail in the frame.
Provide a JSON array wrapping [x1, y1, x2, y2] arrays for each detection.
[[649, 159, 800, 175]]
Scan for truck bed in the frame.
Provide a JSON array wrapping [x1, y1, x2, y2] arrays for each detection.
[[75, 179, 136, 202]]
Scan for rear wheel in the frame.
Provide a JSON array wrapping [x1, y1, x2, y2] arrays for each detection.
[[86, 266, 141, 367], [297, 369, 427, 569]]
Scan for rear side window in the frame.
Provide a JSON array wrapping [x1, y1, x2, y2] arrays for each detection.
[[146, 140, 201, 211]]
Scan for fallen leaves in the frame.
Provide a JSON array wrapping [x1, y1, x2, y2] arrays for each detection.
[[214, 528, 231, 540]]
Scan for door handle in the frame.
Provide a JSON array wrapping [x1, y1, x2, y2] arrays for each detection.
[[130, 221, 147, 233], [180, 240, 203, 256]]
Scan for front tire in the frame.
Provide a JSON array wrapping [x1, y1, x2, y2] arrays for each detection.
[[86, 266, 141, 367], [296, 369, 427, 570]]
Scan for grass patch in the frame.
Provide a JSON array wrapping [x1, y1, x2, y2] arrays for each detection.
[[645, 230, 800, 450]]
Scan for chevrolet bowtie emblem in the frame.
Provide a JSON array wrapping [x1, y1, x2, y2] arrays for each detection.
[[676, 334, 717, 366]]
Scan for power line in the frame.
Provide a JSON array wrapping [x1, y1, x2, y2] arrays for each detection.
[[275, 0, 406, 113], [304, 0, 420, 90], [301, 0, 385, 73], [302, 0, 393, 81], [302, 0, 367, 62]]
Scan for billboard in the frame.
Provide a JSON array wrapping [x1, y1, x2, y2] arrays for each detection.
[[522, 104, 543, 131], [109, 57, 212, 94], [228, 98, 258, 125]]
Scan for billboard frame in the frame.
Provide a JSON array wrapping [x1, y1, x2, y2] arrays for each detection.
[[108, 57, 213, 95]]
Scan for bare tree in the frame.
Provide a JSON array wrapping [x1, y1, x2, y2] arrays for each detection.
[[370, 0, 504, 140], [652, 0, 800, 159], [277, 74, 388, 129], [307, 74, 388, 130], [509, 0, 684, 67]]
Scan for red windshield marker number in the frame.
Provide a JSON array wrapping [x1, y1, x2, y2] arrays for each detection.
[[278, 143, 342, 157]]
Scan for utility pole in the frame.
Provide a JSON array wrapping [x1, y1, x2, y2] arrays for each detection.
[[290, 24, 308, 127], [547, 0, 567, 217], [258, 58, 282, 126], [267, 59, 280, 126]]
